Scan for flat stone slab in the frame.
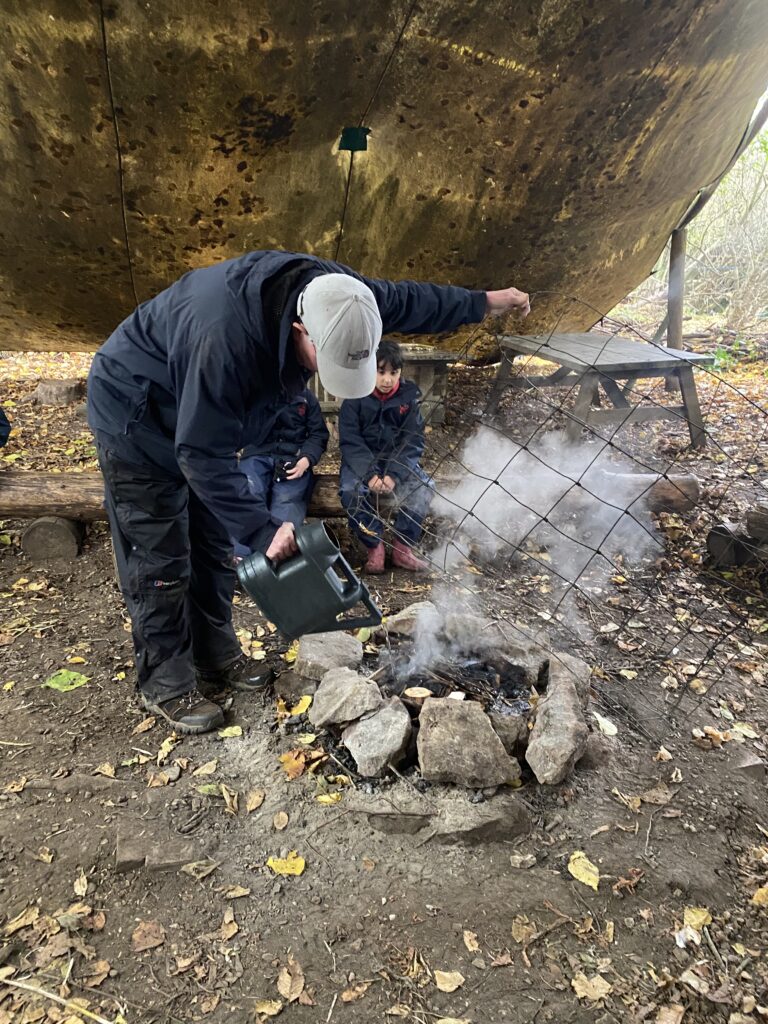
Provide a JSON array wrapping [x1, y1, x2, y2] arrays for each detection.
[[274, 670, 318, 701], [342, 697, 412, 777], [527, 655, 589, 784], [294, 631, 363, 682], [308, 667, 382, 728], [382, 601, 438, 637], [417, 697, 521, 788], [115, 823, 207, 873]]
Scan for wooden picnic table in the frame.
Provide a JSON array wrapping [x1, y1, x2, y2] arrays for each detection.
[[488, 332, 715, 447]]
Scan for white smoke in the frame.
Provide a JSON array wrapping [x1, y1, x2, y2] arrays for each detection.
[[430, 427, 661, 591]]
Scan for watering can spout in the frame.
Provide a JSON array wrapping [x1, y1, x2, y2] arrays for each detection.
[[236, 522, 382, 639]]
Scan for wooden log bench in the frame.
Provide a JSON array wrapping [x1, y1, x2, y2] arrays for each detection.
[[488, 332, 715, 448], [0, 468, 701, 562]]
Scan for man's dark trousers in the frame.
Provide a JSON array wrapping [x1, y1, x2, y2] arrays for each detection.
[[97, 440, 241, 702]]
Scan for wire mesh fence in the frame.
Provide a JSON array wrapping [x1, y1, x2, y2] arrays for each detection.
[[340, 296, 768, 743]]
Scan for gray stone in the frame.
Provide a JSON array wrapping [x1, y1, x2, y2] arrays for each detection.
[[492, 643, 549, 689], [274, 670, 317, 701], [526, 657, 589, 785], [489, 711, 529, 755], [547, 651, 592, 709], [308, 668, 382, 728], [116, 824, 206, 873], [732, 749, 766, 780], [32, 378, 84, 407], [145, 838, 204, 873], [418, 698, 521, 788], [295, 631, 363, 682], [342, 697, 413, 777], [435, 790, 532, 844], [382, 601, 438, 637], [115, 829, 149, 872]]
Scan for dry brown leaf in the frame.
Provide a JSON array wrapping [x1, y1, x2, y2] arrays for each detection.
[[192, 759, 218, 776], [73, 868, 88, 898], [131, 920, 166, 952], [223, 884, 250, 899], [180, 859, 219, 881], [131, 716, 156, 735], [341, 981, 371, 1002], [434, 970, 465, 993], [654, 746, 673, 762], [385, 1006, 411, 1017], [278, 750, 307, 780], [362, 857, 376, 871], [246, 788, 266, 813], [33, 846, 54, 863], [80, 959, 110, 988], [253, 999, 283, 1017], [511, 915, 536, 945], [200, 992, 221, 1014], [273, 811, 289, 831], [220, 906, 239, 940], [463, 929, 480, 953], [490, 951, 513, 967], [220, 783, 239, 815], [656, 1006, 685, 1024], [571, 972, 613, 1001], [4, 777, 27, 794], [4, 905, 39, 936], [641, 783, 674, 806], [94, 763, 115, 779], [84, 909, 106, 931], [298, 990, 316, 1006], [276, 957, 305, 1003]]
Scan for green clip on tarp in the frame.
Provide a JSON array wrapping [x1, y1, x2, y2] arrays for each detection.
[[339, 126, 371, 152]]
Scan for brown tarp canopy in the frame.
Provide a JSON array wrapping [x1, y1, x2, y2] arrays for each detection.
[[1, 0, 767, 354]]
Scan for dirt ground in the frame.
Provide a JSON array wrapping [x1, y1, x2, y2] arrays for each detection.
[[1, 349, 768, 1024]]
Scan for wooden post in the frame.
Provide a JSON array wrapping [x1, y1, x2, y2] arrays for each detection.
[[665, 227, 687, 391]]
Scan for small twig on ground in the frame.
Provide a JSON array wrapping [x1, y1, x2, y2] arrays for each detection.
[[326, 992, 338, 1022], [0, 978, 118, 1024], [703, 926, 727, 973], [522, 917, 569, 967], [326, 748, 361, 781], [323, 939, 337, 973], [413, 828, 438, 849], [0, 740, 33, 747]]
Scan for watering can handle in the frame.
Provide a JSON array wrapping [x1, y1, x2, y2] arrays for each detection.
[[337, 588, 383, 631]]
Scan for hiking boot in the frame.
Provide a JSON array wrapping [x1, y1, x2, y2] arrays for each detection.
[[392, 539, 429, 572], [197, 654, 275, 696], [364, 541, 386, 574], [140, 688, 225, 734]]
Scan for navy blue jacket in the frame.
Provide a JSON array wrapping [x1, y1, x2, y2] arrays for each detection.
[[87, 250, 485, 551], [241, 389, 328, 466], [339, 379, 425, 484], [0, 407, 10, 448]]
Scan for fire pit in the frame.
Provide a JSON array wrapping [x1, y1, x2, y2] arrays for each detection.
[[303, 601, 593, 790]]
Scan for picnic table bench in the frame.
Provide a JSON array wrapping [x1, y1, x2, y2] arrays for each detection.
[[488, 332, 715, 447]]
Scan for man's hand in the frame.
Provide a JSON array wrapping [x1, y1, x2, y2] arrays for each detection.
[[368, 474, 385, 493], [381, 474, 396, 493], [285, 456, 310, 480], [486, 287, 531, 318], [266, 522, 297, 563]]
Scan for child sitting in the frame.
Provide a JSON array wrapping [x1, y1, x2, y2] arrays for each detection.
[[338, 339, 433, 574], [236, 388, 329, 555]]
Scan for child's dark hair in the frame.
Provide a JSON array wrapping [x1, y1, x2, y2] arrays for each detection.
[[376, 338, 403, 371]]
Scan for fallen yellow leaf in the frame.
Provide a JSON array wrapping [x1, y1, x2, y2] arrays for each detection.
[[341, 981, 370, 1002], [246, 789, 266, 812], [267, 851, 305, 877], [571, 972, 612, 1001], [463, 929, 480, 953], [568, 851, 600, 891], [290, 695, 312, 716], [192, 759, 218, 776], [218, 725, 242, 739], [253, 998, 283, 1017], [683, 906, 712, 931], [751, 886, 768, 907], [434, 970, 465, 993], [316, 792, 342, 805], [94, 763, 115, 779]]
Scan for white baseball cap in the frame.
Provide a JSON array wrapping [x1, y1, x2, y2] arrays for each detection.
[[298, 274, 382, 398]]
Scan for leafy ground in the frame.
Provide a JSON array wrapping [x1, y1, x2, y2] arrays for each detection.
[[1, 346, 768, 1024]]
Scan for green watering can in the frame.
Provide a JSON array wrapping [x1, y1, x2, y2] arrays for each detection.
[[236, 522, 382, 639]]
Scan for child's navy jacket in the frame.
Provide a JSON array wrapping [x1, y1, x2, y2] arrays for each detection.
[[339, 379, 425, 483], [241, 389, 328, 466]]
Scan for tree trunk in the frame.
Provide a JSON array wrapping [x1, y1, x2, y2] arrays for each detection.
[[21, 516, 84, 561], [0, 469, 700, 520]]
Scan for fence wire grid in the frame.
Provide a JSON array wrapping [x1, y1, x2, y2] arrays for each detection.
[[342, 295, 768, 743]]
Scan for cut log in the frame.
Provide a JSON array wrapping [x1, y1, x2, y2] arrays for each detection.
[[31, 379, 85, 407], [21, 516, 84, 562], [745, 504, 768, 542], [0, 469, 700, 521]]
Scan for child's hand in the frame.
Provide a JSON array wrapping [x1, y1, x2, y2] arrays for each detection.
[[381, 475, 396, 493], [285, 456, 310, 480], [266, 522, 297, 563], [368, 474, 385, 493]]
